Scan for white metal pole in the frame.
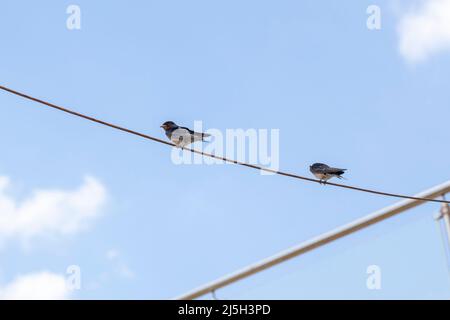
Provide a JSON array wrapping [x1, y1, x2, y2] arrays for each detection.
[[175, 181, 450, 300]]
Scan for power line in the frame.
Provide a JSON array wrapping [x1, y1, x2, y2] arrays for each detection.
[[1, 84, 449, 204]]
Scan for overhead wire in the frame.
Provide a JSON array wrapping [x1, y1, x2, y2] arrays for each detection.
[[1, 85, 449, 204]]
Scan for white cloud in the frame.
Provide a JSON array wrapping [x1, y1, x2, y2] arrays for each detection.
[[0, 272, 70, 300], [0, 176, 107, 247], [105, 249, 135, 279], [398, 0, 450, 63]]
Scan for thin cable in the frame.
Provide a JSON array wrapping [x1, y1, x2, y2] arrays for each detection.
[[437, 195, 450, 280], [1, 84, 449, 204], [435, 218, 450, 281], [211, 290, 220, 300]]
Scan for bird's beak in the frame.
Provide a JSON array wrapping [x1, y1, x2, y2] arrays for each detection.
[[160, 125, 164, 128]]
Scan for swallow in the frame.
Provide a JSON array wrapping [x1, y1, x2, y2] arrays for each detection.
[[160, 121, 211, 148], [310, 163, 347, 184]]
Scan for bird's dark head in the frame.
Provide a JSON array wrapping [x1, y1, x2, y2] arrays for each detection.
[[160, 121, 177, 131]]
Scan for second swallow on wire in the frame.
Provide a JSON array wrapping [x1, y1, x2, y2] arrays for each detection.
[[160, 121, 211, 149], [310, 163, 347, 185]]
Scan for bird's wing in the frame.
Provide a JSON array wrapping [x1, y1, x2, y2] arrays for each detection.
[[180, 127, 210, 140], [325, 167, 347, 175], [179, 126, 194, 133], [171, 128, 209, 146], [312, 164, 330, 173]]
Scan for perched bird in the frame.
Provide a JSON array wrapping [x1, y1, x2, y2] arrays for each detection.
[[310, 163, 347, 184], [160, 121, 210, 148]]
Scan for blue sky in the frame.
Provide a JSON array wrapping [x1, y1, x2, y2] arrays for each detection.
[[1, 0, 450, 299]]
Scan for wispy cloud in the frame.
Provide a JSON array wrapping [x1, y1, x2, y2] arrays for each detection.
[[86, 248, 135, 292], [0, 176, 107, 248], [0, 272, 70, 300], [105, 249, 135, 279], [106, 248, 120, 260], [398, 0, 450, 63]]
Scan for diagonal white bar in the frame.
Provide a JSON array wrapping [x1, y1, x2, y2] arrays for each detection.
[[175, 180, 450, 300]]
